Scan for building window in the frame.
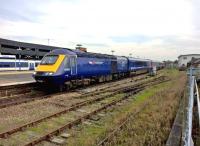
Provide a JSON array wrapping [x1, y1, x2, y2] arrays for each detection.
[[183, 57, 187, 60]]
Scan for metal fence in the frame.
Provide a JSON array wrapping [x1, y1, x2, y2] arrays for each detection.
[[187, 68, 200, 81], [167, 67, 200, 146], [182, 68, 200, 146]]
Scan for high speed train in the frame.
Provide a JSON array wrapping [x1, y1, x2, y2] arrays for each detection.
[[33, 48, 162, 90], [0, 55, 40, 71]]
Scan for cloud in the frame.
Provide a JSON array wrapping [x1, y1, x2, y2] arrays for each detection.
[[0, 0, 197, 61], [110, 35, 152, 43], [0, 0, 46, 22], [192, 0, 200, 34]]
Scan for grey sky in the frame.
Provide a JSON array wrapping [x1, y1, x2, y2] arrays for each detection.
[[0, 0, 198, 61]]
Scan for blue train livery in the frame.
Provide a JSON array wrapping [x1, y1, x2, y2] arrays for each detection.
[[33, 48, 162, 89]]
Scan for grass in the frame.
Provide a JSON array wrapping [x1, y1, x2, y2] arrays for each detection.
[[105, 70, 186, 146], [67, 70, 186, 145]]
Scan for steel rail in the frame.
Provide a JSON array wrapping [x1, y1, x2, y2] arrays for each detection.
[[0, 77, 163, 138], [24, 87, 147, 145], [97, 102, 149, 146], [24, 78, 167, 146], [0, 74, 150, 109]]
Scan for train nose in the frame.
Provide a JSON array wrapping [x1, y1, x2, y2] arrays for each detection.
[[33, 72, 64, 84]]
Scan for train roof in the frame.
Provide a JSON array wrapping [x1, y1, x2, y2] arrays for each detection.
[[128, 57, 151, 62], [0, 55, 16, 59], [151, 60, 162, 63], [47, 49, 116, 59], [74, 50, 115, 59], [47, 49, 154, 61]]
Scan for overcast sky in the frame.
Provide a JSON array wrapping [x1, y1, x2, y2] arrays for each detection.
[[0, 0, 199, 60]]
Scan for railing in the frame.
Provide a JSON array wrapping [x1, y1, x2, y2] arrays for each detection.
[[195, 79, 200, 131], [187, 68, 200, 81], [183, 68, 200, 146], [167, 67, 200, 146], [182, 74, 194, 146]]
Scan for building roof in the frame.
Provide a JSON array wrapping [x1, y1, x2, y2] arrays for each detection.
[[0, 38, 66, 50], [0, 38, 69, 59], [178, 54, 200, 58]]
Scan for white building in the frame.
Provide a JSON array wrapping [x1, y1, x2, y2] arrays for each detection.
[[178, 54, 200, 68]]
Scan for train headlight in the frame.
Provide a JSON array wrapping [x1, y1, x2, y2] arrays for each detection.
[[45, 72, 54, 76], [48, 72, 53, 75]]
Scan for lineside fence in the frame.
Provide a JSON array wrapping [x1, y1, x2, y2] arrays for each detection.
[[166, 68, 200, 146]]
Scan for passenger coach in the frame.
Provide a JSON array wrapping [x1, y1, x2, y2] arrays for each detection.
[[0, 55, 40, 71]]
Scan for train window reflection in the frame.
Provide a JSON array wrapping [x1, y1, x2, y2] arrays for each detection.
[[64, 57, 70, 69], [40, 55, 58, 65]]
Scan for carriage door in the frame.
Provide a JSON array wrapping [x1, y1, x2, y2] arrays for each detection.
[[70, 56, 77, 75], [29, 62, 34, 70], [111, 60, 117, 74]]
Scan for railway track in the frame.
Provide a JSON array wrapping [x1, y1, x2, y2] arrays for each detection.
[[0, 73, 148, 99], [0, 73, 151, 109], [0, 75, 159, 138], [97, 98, 151, 146], [0, 82, 36, 98], [0, 76, 168, 146]]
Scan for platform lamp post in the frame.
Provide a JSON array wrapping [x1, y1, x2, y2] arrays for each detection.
[[111, 50, 115, 55], [17, 47, 22, 71]]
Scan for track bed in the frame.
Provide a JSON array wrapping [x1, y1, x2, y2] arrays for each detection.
[[0, 70, 177, 146]]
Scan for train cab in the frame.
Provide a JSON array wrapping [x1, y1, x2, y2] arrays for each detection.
[[33, 49, 77, 85]]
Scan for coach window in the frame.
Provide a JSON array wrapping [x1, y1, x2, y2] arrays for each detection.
[[64, 57, 70, 71], [71, 58, 76, 66]]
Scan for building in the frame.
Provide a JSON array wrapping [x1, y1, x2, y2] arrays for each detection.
[[187, 58, 200, 68], [178, 54, 200, 70], [0, 38, 69, 60], [163, 60, 177, 69]]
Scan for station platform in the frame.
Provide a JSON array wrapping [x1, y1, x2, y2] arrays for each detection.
[[0, 71, 35, 86]]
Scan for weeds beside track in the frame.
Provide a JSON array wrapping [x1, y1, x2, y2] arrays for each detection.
[[0, 76, 168, 146]]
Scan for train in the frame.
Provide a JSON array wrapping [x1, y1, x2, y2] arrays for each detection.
[[0, 55, 40, 71], [33, 48, 163, 90]]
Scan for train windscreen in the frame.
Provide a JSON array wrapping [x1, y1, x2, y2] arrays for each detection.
[[40, 55, 58, 65]]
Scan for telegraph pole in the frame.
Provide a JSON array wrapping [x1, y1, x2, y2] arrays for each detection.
[[48, 39, 50, 45], [111, 50, 115, 55]]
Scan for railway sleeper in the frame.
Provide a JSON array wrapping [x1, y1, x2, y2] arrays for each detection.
[[23, 80, 166, 145], [49, 137, 66, 145], [0, 77, 166, 140]]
